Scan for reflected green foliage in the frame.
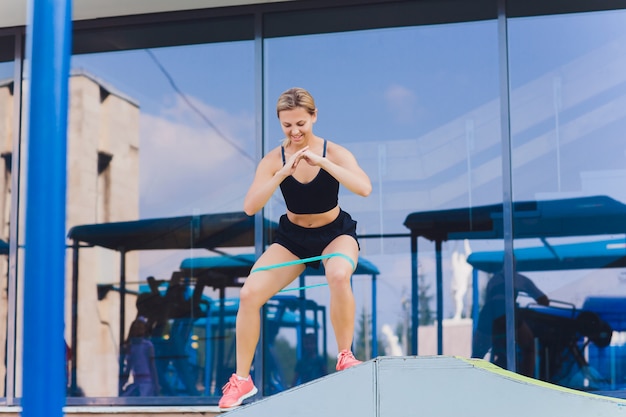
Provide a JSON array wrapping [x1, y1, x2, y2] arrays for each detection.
[[418, 273, 434, 326]]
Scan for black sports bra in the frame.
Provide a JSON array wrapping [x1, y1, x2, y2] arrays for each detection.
[[279, 140, 339, 215]]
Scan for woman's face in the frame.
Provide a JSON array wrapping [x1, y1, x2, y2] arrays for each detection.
[[278, 106, 317, 146]]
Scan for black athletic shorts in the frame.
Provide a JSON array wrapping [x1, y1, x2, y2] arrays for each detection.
[[274, 209, 359, 269]]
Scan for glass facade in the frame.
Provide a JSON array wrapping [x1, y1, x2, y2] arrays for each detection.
[[65, 42, 256, 400], [506, 10, 626, 390], [264, 20, 501, 361], [1, 0, 626, 406]]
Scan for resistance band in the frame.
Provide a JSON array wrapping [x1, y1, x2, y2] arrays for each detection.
[[251, 252, 356, 293], [251, 252, 355, 273], [279, 283, 329, 293]]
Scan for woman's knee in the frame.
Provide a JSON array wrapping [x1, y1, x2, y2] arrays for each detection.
[[325, 266, 352, 287], [238, 285, 265, 309]]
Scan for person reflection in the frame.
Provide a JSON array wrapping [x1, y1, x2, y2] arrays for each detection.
[[120, 317, 159, 396], [472, 256, 549, 377], [135, 273, 205, 396]]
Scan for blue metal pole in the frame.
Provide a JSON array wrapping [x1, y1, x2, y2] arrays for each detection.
[[472, 268, 479, 331], [435, 240, 443, 355], [497, 0, 517, 374], [410, 233, 418, 355], [23, 0, 72, 416], [371, 274, 377, 358]]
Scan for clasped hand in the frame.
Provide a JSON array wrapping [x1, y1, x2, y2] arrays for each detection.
[[282, 146, 322, 176]]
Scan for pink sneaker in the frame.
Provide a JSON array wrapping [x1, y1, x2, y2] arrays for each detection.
[[218, 374, 258, 410], [336, 349, 362, 371]]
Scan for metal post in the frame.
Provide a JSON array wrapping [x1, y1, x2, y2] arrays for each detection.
[[118, 250, 127, 394], [371, 274, 378, 357], [252, 11, 265, 395], [472, 268, 479, 331], [6, 30, 24, 406], [436, 240, 443, 355], [23, 0, 72, 415], [497, 0, 517, 373], [70, 241, 79, 394], [410, 233, 419, 355]]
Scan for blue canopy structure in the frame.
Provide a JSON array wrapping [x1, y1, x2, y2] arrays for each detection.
[[467, 238, 626, 273], [467, 236, 626, 391], [467, 238, 626, 333], [66, 212, 277, 394], [403, 195, 626, 356], [68, 211, 274, 251], [179, 253, 380, 276], [178, 253, 380, 395], [178, 253, 380, 348], [404, 195, 626, 242]]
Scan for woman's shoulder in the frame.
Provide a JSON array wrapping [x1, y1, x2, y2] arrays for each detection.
[[257, 145, 282, 162], [324, 139, 354, 159], [254, 145, 283, 173], [261, 146, 281, 161], [324, 138, 348, 151]]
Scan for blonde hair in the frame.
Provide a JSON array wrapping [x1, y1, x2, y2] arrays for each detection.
[[276, 87, 317, 147]]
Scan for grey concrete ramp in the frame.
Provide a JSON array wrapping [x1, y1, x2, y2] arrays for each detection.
[[225, 356, 626, 416]]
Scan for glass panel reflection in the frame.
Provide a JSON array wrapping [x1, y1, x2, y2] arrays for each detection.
[[509, 10, 626, 395], [265, 20, 500, 392], [68, 41, 255, 399]]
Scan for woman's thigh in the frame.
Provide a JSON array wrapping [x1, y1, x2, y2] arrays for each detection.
[[322, 235, 359, 276], [240, 243, 306, 303]]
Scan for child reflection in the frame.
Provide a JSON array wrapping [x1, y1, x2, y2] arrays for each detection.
[[120, 316, 160, 396]]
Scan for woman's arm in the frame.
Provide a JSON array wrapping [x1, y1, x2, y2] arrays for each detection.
[[243, 149, 284, 215], [243, 146, 310, 215]]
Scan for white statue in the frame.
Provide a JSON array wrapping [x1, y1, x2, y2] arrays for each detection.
[[450, 239, 472, 321], [381, 324, 403, 356]]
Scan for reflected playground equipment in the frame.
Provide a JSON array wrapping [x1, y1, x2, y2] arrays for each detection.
[[177, 253, 379, 396], [502, 301, 612, 390], [468, 238, 626, 395], [70, 212, 380, 400]]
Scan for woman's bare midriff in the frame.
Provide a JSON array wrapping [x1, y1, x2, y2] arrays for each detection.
[[286, 206, 340, 228]]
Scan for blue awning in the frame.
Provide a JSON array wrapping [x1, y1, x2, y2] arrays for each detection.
[[67, 211, 278, 388], [467, 238, 626, 273], [179, 254, 380, 277], [404, 195, 626, 242], [68, 211, 277, 251], [402, 195, 626, 356]]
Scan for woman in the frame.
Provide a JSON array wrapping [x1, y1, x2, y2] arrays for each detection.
[[219, 87, 372, 410]]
